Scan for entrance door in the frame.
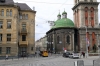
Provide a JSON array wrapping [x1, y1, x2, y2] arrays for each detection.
[[20, 47, 27, 57]]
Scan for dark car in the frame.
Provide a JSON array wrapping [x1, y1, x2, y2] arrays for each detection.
[[63, 52, 70, 57]]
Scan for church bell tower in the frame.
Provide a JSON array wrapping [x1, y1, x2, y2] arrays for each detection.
[[72, 0, 100, 53]]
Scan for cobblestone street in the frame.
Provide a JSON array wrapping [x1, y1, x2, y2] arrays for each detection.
[[0, 54, 99, 66]]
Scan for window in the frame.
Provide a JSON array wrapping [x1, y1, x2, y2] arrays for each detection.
[[1, 9, 4, 16], [0, 34, 2, 41], [7, 21, 11, 28], [22, 24, 26, 29], [6, 9, 9, 16], [0, 21, 3, 28], [22, 35, 26, 41], [25, 14, 28, 19], [57, 36, 60, 44], [6, 47, 11, 54], [0, 47, 2, 54], [23, 14, 25, 19], [66, 35, 70, 44], [10, 9, 12, 16], [85, 7, 88, 26], [20, 14, 22, 19], [90, 0, 93, 2], [7, 34, 11, 41], [92, 32, 95, 46], [90, 7, 94, 27], [31, 47, 33, 51]]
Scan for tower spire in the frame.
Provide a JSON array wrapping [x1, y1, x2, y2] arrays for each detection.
[[57, 10, 61, 20]]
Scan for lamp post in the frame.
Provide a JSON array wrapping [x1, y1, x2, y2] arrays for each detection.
[[97, 34, 99, 54], [85, 26, 88, 58], [98, 45, 100, 58], [97, 34, 100, 58]]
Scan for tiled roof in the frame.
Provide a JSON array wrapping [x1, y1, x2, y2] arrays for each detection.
[[0, 0, 34, 11], [16, 3, 32, 11], [0, 0, 14, 5]]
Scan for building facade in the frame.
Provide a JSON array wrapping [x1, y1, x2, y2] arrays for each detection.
[[46, 0, 100, 54], [35, 36, 47, 51], [0, 0, 36, 57], [72, 0, 100, 52]]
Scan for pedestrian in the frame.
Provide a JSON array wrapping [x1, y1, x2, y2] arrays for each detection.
[[35, 52, 37, 57], [5, 54, 8, 60], [82, 52, 85, 58]]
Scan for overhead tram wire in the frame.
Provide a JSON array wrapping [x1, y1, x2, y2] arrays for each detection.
[[14, 0, 74, 5], [47, 0, 70, 21]]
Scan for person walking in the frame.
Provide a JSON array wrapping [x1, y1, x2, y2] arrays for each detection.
[[81, 52, 85, 58], [5, 54, 8, 60]]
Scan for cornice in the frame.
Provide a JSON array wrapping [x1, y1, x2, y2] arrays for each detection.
[[72, 2, 99, 10]]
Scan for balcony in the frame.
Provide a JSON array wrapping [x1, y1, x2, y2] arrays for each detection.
[[20, 28, 28, 34], [19, 41, 28, 46]]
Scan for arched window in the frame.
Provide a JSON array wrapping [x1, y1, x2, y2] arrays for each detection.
[[1, 9, 4, 16], [90, 7, 94, 27], [57, 36, 60, 44], [10, 9, 12, 16], [85, 7, 88, 26], [66, 35, 70, 44], [6, 9, 9, 16]]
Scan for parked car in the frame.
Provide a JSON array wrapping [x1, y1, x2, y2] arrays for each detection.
[[63, 52, 71, 57], [69, 53, 80, 59]]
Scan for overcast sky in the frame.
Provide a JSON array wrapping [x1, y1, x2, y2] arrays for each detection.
[[14, 0, 100, 41]]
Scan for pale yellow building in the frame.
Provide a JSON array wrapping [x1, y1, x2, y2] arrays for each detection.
[[0, 0, 36, 57]]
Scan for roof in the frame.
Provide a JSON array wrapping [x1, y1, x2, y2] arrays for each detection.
[[52, 18, 75, 29], [0, 0, 14, 5], [57, 13, 61, 16], [16, 3, 32, 11], [62, 11, 67, 15]]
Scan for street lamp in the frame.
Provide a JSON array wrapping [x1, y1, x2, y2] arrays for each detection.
[[85, 26, 88, 58], [97, 34, 100, 58], [97, 34, 99, 53], [98, 45, 100, 58]]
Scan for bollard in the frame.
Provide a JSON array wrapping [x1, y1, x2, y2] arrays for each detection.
[[74, 60, 84, 66], [74, 61, 77, 66], [93, 60, 95, 66]]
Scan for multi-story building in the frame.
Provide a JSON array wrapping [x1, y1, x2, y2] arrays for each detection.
[[35, 36, 47, 51], [0, 0, 36, 57]]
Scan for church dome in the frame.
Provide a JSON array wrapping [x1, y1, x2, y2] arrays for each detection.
[[52, 18, 75, 29], [62, 11, 67, 15]]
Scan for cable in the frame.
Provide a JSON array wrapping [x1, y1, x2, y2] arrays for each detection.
[[14, 0, 74, 5], [47, 0, 70, 20]]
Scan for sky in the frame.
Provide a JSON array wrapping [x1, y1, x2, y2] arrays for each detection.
[[14, 0, 100, 41]]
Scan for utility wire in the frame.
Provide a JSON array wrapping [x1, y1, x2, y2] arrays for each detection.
[[14, 0, 74, 5], [47, 0, 71, 20]]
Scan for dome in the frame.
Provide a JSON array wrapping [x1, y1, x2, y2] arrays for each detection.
[[52, 18, 75, 29], [57, 13, 61, 16], [62, 11, 67, 15]]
